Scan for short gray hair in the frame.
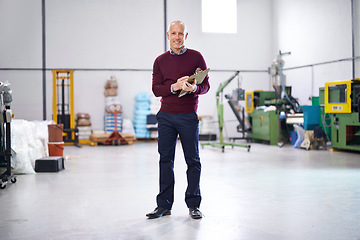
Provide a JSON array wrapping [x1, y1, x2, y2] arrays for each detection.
[[167, 20, 187, 34]]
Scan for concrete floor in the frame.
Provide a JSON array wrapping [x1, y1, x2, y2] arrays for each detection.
[[1, 141, 360, 240]]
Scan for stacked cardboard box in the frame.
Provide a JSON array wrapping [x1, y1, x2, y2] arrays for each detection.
[[77, 113, 92, 140], [104, 76, 122, 134]]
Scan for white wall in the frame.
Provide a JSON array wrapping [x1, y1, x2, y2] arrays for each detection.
[[273, 0, 359, 105], [46, 0, 164, 131], [0, 0, 164, 127], [0, 1, 43, 119], [0, 0, 358, 139]]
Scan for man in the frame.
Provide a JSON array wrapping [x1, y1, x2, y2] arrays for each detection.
[[146, 20, 210, 219]]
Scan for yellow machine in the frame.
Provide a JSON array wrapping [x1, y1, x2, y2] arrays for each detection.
[[324, 78, 360, 151], [52, 70, 79, 145], [325, 80, 354, 113], [245, 91, 255, 113]]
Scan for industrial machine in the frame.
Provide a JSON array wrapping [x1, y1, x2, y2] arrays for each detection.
[[225, 86, 246, 140], [201, 71, 251, 152], [324, 79, 360, 151], [246, 51, 301, 146], [246, 91, 280, 145], [0, 82, 16, 189], [52, 70, 79, 145], [245, 90, 277, 114], [267, 51, 301, 112]]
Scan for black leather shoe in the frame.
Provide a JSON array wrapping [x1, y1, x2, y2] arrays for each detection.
[[146, 207, 171, 219], [189, 207, 203, 219]]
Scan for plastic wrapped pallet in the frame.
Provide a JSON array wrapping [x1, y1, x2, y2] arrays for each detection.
[[104, 112, 122, 134], [133, 92, 151, 138], [76, 113, 92, 140], [78, 126, 92, 139], [11, 119, 53, 174], [105, 97, 122, 113], [122, 118, 135, 135], [104, 76, 118, 97]]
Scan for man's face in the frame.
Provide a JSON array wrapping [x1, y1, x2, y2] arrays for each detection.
[[167, 23, 188, 52]]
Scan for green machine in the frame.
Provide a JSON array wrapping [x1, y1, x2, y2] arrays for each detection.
[[324, 79, 360, 151], [245, 51, 301, 146], [245, 91, 279, 145], [250, 109, 279, 145], [201, 71, 251, 152]]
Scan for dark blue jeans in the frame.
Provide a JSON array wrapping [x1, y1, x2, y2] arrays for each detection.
[[156, 111, 201, 210]]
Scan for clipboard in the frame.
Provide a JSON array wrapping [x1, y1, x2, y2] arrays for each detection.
[[178, 68, 210, 98]]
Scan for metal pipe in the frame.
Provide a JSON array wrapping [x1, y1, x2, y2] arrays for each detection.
[[1, 57, 358, 73], [0, 68, 268, 73], [284, 56, 360, 71], [42, 0, 46, 120], [351, 0, 355, 79], [211, 69, 267, 73], [0, 68, 153, 71], [311, 66, 314, 97], [5, 108, 11, 176]]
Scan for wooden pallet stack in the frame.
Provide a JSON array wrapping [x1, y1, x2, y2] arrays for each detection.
[[90, 133, 136, 146]]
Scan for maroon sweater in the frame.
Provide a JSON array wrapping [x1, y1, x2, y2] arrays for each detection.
[[152, 49, 210, 114]]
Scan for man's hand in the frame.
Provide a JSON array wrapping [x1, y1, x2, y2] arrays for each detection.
[[173, 76, 189, 91], [183, 81, 196, 92]]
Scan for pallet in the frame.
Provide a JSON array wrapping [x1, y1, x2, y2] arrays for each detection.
[[90, 133, 136, 146]]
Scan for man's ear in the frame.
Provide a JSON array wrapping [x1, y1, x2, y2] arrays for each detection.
[[167, 32, 170, 40], [185, 33, 188, 40]]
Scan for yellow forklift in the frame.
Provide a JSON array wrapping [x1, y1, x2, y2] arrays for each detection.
[[52, 70, 79, 145]]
